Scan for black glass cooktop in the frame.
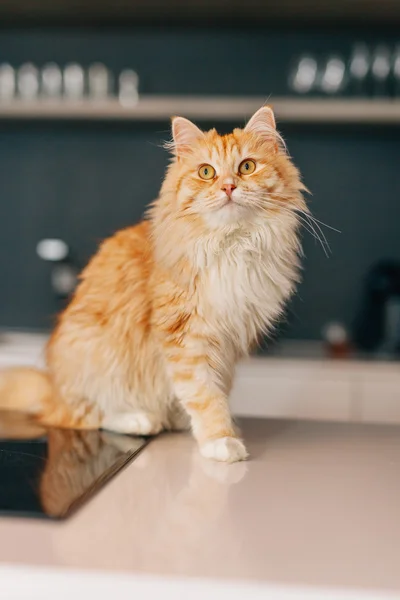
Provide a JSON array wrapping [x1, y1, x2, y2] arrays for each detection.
[[0, 411, 147, 520]]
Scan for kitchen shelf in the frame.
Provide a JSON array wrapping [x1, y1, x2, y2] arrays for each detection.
[[1, 96, 400, 124]]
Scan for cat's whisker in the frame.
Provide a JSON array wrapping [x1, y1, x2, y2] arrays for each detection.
[[297, 211, 331, 254], [268, 202, 333, 256], [291, 215, 330, 257], [270, 205, 330, 257], [306, 215, 341, 234], [293, 207, 340, 238], [300, 219, 330, 257]]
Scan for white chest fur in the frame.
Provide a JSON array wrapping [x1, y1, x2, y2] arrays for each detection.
[[197, 223, 300, 354]]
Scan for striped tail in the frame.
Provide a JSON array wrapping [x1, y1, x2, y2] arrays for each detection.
[[0, 367, 90, 429]]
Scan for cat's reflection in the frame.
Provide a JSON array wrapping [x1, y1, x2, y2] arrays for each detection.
[[0, 410, 46, 440], [44, 433, 248, 575], [139, 446, 248, 574], [41, 428, 246, 524], [0, 411, 145, 518], [39, 429, 145, 518], [0, 411, 248, 575]]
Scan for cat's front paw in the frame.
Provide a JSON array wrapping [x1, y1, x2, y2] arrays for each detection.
[[200, 436, 248, 463]]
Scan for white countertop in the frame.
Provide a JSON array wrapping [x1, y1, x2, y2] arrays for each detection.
[[1, 332, 400, 598], [1, 418, 400, 599]]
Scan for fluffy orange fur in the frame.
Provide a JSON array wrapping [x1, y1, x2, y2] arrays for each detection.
[[0, 107, 307, 462]]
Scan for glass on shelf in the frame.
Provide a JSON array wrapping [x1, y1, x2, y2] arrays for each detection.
[[17, 63, 39, 100], [41, 63, 62, 99], [392, 46, 400, 97], [118, 69, 139, 105], [88, 63, 112, 100], [0, 63, 15, 101], [349, 43, 370, 96], [288, 55, 318, 95], [63, 63, 85, 100], [371, 45, 391, 96], [319, 55, 347, 95]]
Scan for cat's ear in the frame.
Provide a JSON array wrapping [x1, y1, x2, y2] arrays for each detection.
[[244, 106, 276, 140], [171, 116, 204, 158]]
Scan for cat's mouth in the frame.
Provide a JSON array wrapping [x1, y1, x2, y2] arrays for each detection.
[[215, 200, 241, 213], [221, 198, 248, 212], [217, 193, 244, 208], [211, 198, 249, 221], [205, 193, 250, 224]]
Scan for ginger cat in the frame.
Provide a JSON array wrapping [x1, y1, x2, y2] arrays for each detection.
[[0, 106, 307, 463]]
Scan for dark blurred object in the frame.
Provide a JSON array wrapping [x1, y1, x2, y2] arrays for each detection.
[[354, 261, 400, 355], [3, 0, 400, 26]]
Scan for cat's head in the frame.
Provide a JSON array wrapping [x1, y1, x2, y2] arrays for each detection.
[[163, 106, 307, 230]]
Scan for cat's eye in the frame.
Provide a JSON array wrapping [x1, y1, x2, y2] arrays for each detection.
[[198, 164, 216, 180], [239, 159, 256, 175]]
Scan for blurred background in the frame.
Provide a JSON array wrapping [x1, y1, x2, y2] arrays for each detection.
[[1, 0, 400, 374]]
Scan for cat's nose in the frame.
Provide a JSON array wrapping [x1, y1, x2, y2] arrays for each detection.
[[221, 183, 237, 198]]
